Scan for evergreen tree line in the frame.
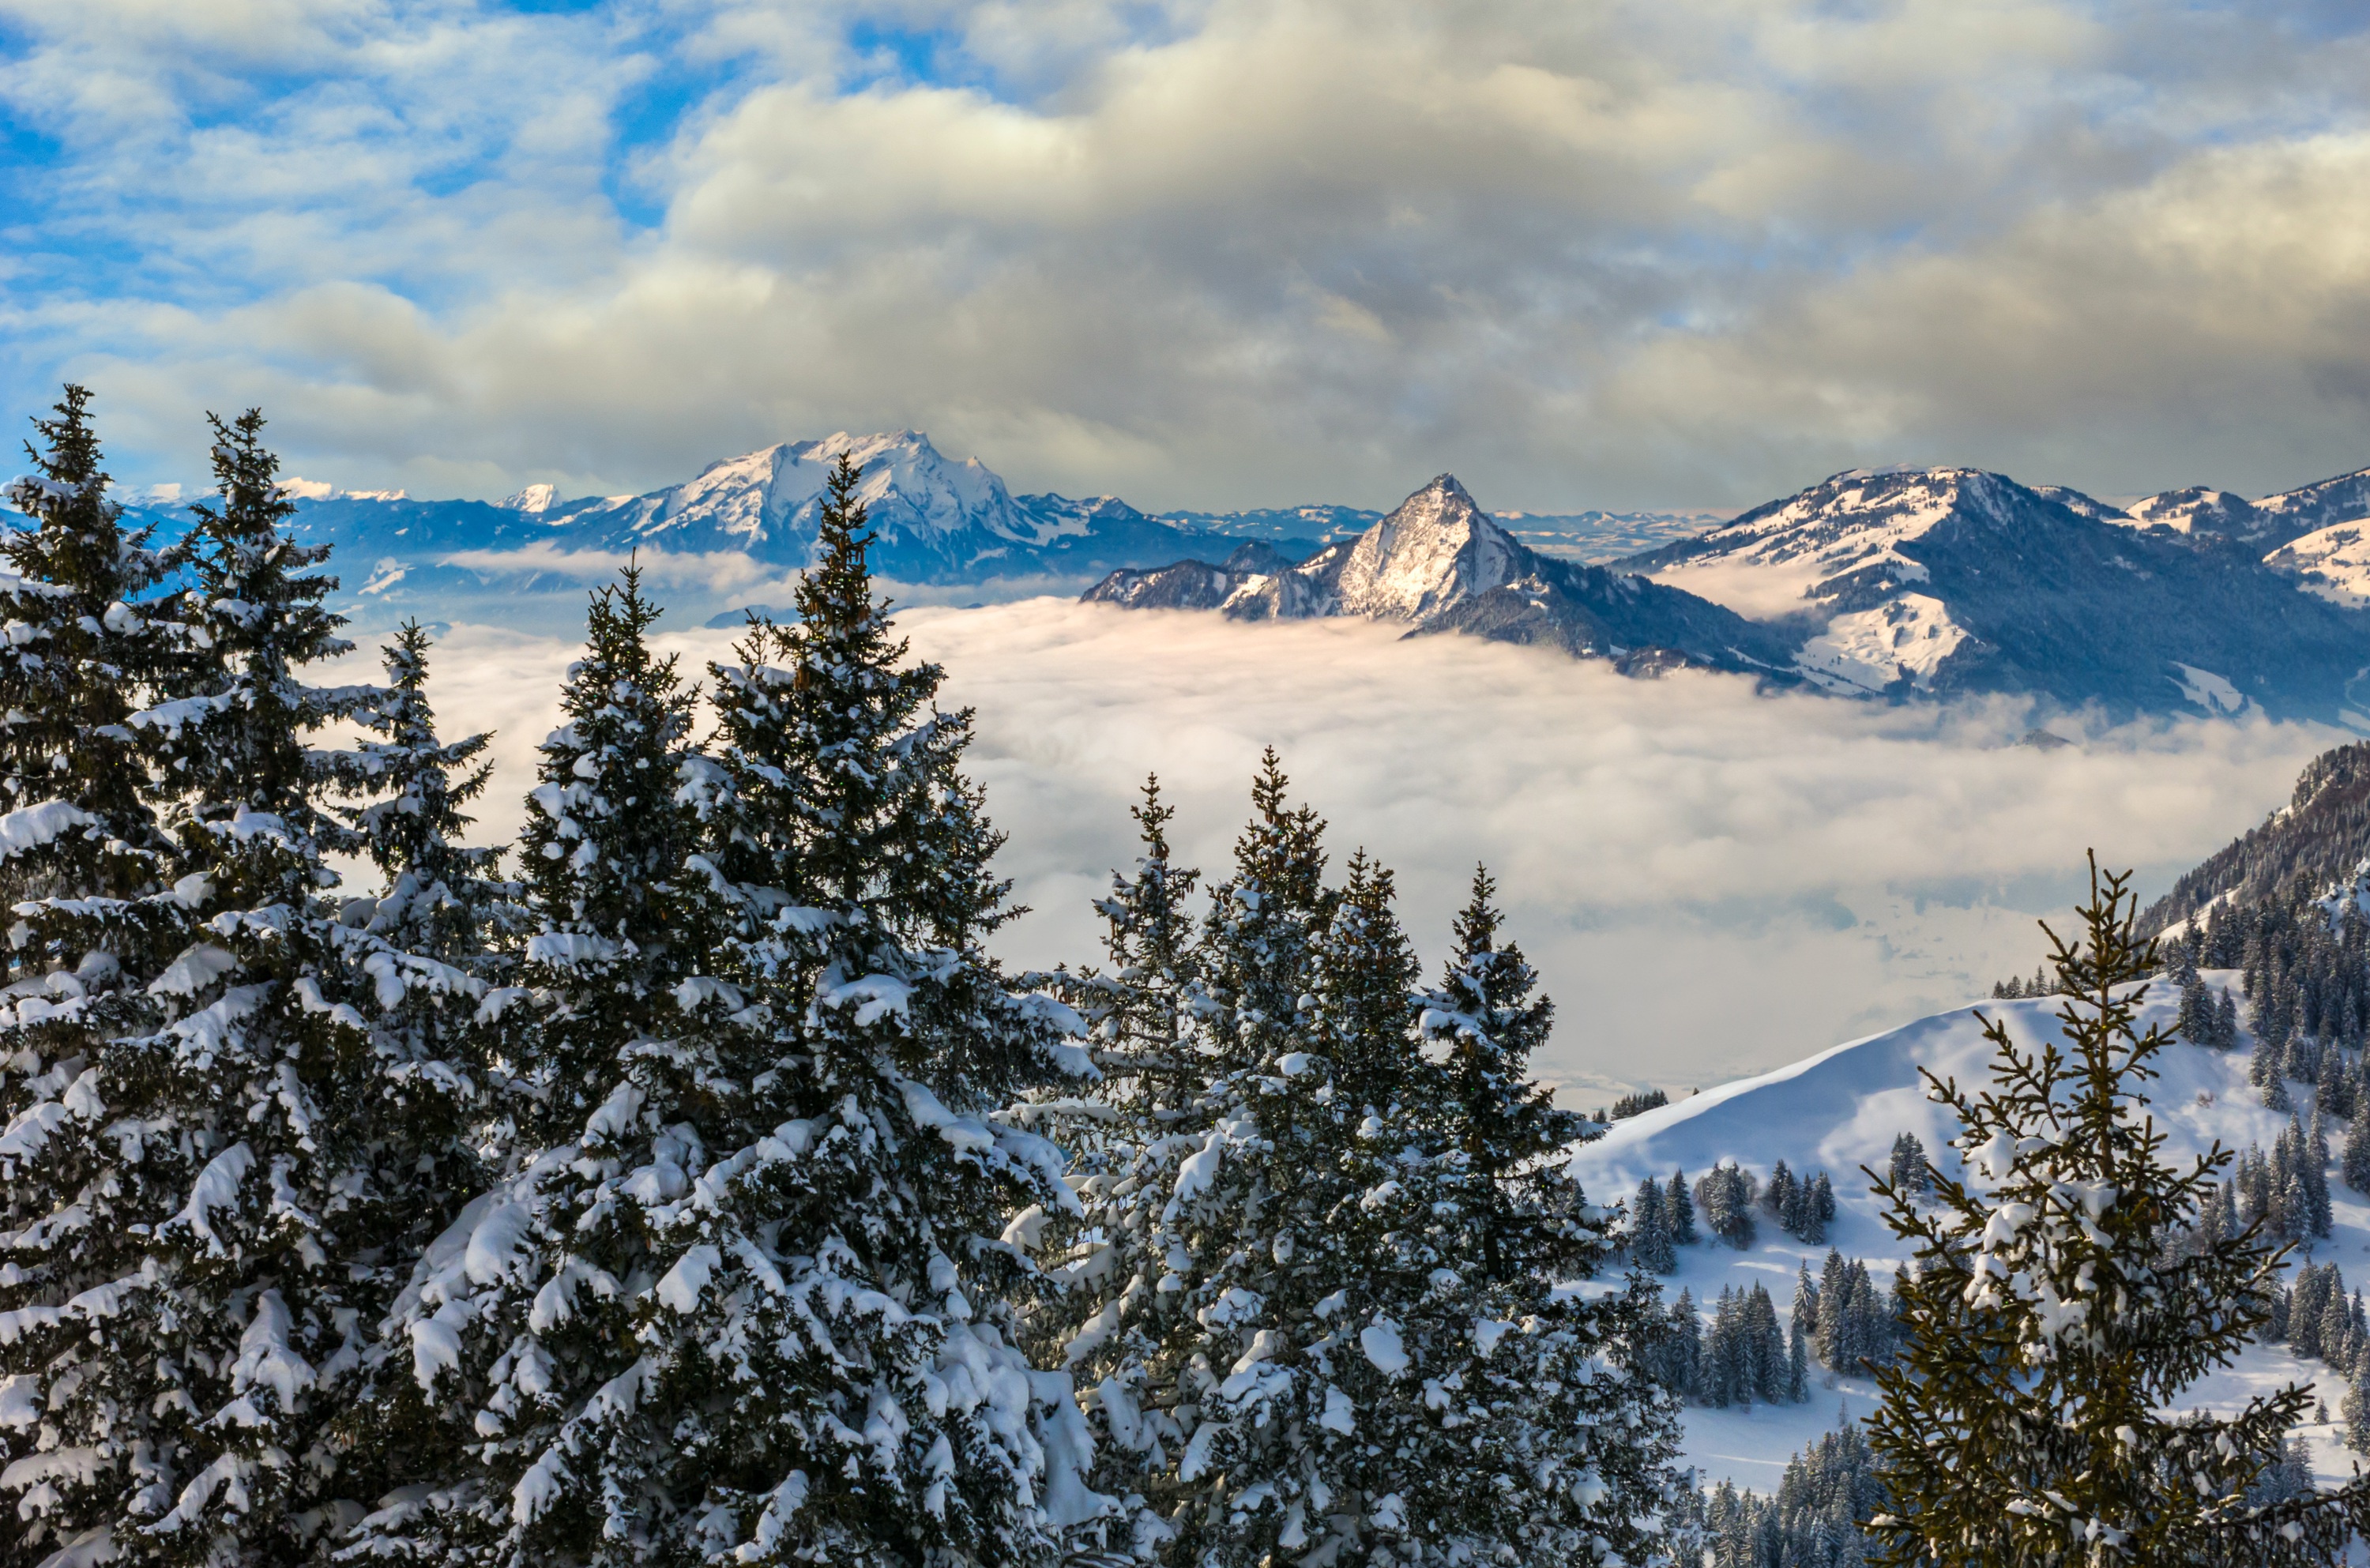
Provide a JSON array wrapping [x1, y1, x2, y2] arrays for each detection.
[[2165, 878, 2370, 1065], [0, 390, 1684, 1566], [1665, 1422, 1885, 1568], [1989, 965, 2061, 999], [1595, 1086, 1668, 1122], [1638, 1250, 1903, 1410]]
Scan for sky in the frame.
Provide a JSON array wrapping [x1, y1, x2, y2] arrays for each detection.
[[335, 602, 2340, 1097], [4, 0, 2369, 514]]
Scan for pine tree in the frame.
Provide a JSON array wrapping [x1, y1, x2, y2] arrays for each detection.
[[0, 408, 476, 1563], [2345, 1092, 2370, 1195], [1667, 1168, 1698, 1243], [1055, 785, 1680, 1562], [333, 619, 510, 968], [1695, 1161, 1758, 1249], [366, 463, 1112, 1563], [0, 384, 177, 920], [1055, 774, 1203, 1115], [1865, 857, 2370, 1562], [1631, 1176, 1677, 1273], [1886, 1131, 1929, 1202]]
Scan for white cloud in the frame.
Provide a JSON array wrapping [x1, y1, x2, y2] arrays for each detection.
[[337, 596, 2335, 1098], [7, 0, 2368, 512]]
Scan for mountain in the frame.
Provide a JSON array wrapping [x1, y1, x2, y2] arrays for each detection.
[[1085, 475, 1799, 679], [1616, 466, 2370, 717], [1159, 502, 1717, 563], [2136, 742, 2370, 936], [272, 432, 1267, 611], [2117, 464, 2370, 552], [1563, 978, 2362, 1496]]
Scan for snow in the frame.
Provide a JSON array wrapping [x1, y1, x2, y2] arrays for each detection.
[[1567, 976, 2370, 1492], [1645, 469, 1977, 620], [1360, 1318, 1411, 1377], [2171, 663, 2248, 716], [167, 1142, 255, 1254], [1334, 476, 1522, 622], [2267, 522, 2370, 606], [1793, 593, 1969, 694], [0, 799, 94, 857]]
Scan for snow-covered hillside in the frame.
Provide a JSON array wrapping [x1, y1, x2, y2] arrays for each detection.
[[2269, 523, 2370, 607], [1567, 978, 2370, 1494], [1614, 464, 2370, 719]]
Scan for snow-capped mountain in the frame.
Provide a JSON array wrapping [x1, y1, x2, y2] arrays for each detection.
[[2120, 465, 2370, 551], [1616, 466, 2370, 717], [266, 431, 1252, 613], [1085, 476, 1797, 679], [1159, 501, 1715, 563], [1563, 978, 2367, 1495]]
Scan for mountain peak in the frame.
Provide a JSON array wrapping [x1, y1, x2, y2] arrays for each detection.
[[1335, 472, 1523, 621]]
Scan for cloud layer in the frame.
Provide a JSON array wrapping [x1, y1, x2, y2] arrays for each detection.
[[6, 1, 2369, 513], [345, 597, 2338, 1097]]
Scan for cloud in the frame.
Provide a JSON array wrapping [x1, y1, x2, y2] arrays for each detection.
[[4, 1, 2368, 512], [337, 596, 2337, 1098]]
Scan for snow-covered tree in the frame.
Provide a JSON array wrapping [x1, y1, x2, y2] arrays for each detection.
[[1865, 857, 2370, 1563], [333, 619, 510, 968], [0, 408, 479, 1564], [363, 460, 1111, 1566], [1631, 1178, 1677, 1273], [0, 384, 177, 921], [1053, 794, 1680, 1564]]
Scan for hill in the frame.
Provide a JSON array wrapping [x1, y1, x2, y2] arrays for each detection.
[[1566, 982, 2368, 1495]]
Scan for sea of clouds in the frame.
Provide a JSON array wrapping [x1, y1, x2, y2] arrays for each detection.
[[336, 596, 2339, 1100]]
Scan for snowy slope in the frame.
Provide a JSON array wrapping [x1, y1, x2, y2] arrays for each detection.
[[2268, 523, 2370, 607], [1567, 979, 2370, 1493], [1614, 464, 2370, 719]]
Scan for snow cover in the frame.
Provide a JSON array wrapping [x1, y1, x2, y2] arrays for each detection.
[[1567, 977, 2370, 1494], [1793, 594, 1969, 694], [551, 431, 1055, 555], [2172, 664, 2249, 716], [1643, 468, 1975, 620], [1332, 476, 1522, 622], [2267, 523, 2370, 607]]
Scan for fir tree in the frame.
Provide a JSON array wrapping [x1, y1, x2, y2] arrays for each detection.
[[1631, 1177, 1677, 1273], [0, 408, 476, 1563], [2345, 1092, 2370, 1195], [1667, 1168, 1698, 1243], [1695, 1161, 1758, 1249], [366, 462, 1110, 1564], [1885, 1131, 1929, 1203], [0, 384, 177, 920], [1865, 857, 2370, 1563]]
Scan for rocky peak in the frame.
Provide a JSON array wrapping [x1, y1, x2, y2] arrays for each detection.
[[1335, 473, 1525, 621]]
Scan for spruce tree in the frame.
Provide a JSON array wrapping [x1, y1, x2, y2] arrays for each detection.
[[1865, 857, 2370, 1563], [0, 384, 177, 919], [1055, 784, 1678, 1563], [1631, 1178, 1677, 1273], [367, 462, 1109, 1564], [0, 408, 475, 1563], [1667, 1168, 1698, 1243]]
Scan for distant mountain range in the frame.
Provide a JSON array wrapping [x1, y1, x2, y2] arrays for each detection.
[[73, 431, 1710, 630], [1087, 462, 2370, 720]]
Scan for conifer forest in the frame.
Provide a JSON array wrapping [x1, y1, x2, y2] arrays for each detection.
[[16, 388, 2370, 1567]]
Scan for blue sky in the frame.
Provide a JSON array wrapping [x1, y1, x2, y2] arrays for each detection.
[[2, 0, 2367, 511]]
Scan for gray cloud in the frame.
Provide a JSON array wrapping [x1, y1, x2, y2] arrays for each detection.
[[6, 0, 2368, 511], [340, 598, 2338, 1099]]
